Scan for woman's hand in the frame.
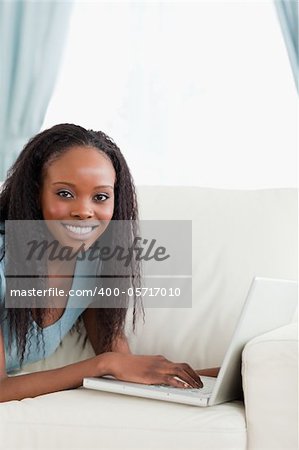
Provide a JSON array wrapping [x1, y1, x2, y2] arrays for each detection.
[[99, 353, 203, 389]]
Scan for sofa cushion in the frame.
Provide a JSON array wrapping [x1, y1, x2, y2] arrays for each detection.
[[242, 323, 298, 450], [0, 389, 246, 450]]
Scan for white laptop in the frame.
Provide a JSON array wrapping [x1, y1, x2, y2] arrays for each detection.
[[83, 277, 298, 407]]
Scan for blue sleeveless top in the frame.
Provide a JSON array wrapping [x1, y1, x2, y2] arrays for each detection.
[[0, 223, 98, 373]]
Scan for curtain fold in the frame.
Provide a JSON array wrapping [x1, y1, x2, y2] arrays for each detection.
[[274, 0, 298, 92], [0, 1, 73, 179]]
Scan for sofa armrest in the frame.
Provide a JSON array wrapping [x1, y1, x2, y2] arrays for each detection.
[[242, 322, 298, 450]]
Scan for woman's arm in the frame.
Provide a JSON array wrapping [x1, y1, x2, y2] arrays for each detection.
[[0, 353, 203, 403], [0, 324, 110, 402], [0, 354, 109, 403], [0, 325, 202, 402], [0, 325, 115, 402], [196, 367, 220, 377]]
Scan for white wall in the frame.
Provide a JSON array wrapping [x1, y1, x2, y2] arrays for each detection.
[[42, 0, 297, 189]]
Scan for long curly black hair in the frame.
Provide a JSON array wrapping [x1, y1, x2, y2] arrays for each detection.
[[0, 123, 142, 368]]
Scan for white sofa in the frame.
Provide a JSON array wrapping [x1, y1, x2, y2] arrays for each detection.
[[0, 186, 297, 450]]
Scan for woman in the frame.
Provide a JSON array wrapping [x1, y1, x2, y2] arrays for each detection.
[[0, 124, 216, 403]]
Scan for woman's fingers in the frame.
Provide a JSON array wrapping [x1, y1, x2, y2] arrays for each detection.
[[163, 374, 201, 389], [179, 363, 203, 387], [165, 375, 192, 388], [168, 363, 203, 388], [159, 360, 203, 388], [171, 369, 203, 388], [181, 370, 203, 388]]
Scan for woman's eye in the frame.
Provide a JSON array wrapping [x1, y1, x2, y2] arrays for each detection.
[[57, 190, 73, 198], [94, 193, 109, 202]]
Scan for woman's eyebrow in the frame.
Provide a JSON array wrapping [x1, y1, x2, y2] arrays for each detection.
[[52, 182, 114, 190]]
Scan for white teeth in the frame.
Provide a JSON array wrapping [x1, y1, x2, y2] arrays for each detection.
[[65, 225, 93, 235]]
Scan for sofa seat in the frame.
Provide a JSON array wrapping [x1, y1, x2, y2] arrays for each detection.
[[0, 388, 246, 450]]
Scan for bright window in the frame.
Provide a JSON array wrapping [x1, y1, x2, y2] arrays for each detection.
[[43, 1, 297, 188]]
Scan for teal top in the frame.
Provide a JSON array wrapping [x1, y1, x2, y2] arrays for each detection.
[[0, 223, 98, 373]]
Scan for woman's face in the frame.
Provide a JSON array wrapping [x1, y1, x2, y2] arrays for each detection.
[[40, 145, 116, 252]]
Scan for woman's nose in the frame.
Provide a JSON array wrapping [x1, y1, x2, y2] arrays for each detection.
[[70, 202, 94, 219]]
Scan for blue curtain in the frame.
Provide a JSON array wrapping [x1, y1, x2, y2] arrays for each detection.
[[274, 0, 298, 92], [0, 1, 73, 180]]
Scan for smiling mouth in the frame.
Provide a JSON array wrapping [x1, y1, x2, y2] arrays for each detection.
[[62, 224, 99, 236]]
